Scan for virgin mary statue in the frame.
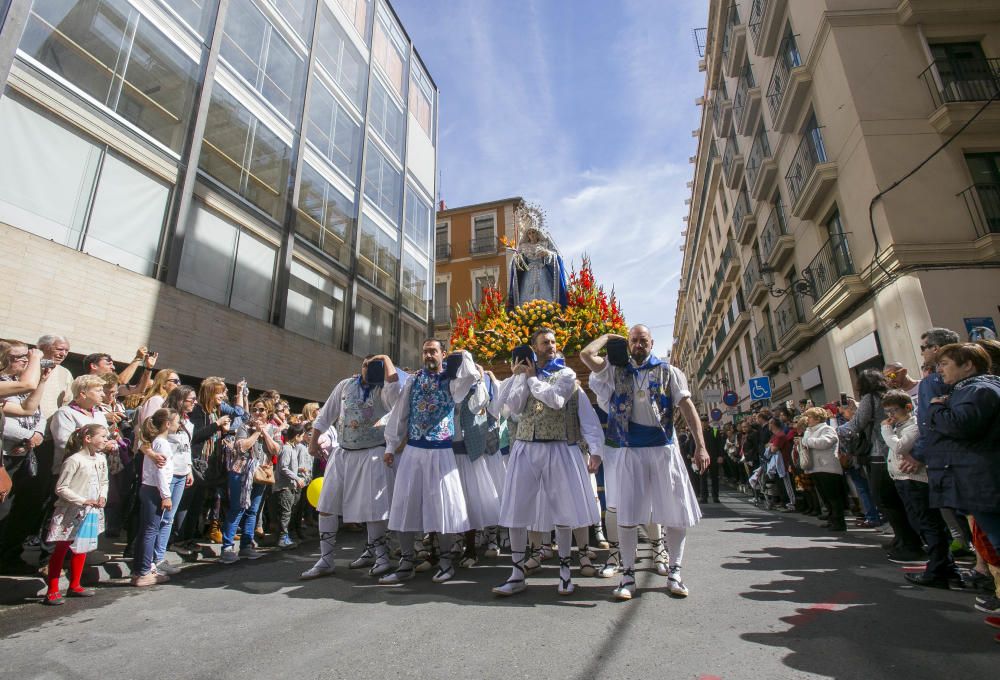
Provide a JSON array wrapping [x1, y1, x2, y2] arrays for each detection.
[[506, 203, 569, 311]]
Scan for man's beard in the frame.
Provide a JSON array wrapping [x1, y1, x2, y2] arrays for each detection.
[[424, 358, 440, 372], [630, 348, 649, 364]]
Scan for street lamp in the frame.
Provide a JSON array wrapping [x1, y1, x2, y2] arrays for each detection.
[[759, 265, 818, 301]]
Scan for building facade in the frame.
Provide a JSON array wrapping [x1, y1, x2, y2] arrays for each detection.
[[433, 196, 522, 344], [674, 0, 1000, 418], [0, 0, 437, 399]]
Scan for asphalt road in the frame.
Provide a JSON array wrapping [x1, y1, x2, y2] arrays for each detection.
[[1, 490, 996, 680]]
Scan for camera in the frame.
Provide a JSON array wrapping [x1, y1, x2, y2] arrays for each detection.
[[444, 352, 463, 379], [512, 345, 535, 365], [839, 392, 848, 407], [39, 359, 56, 370], [241, 377, 249, 397], [606, 337, 630, 367], [365, 359, 385, 385]]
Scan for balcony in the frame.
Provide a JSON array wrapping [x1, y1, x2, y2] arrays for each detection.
[[433, 307, 452, 327], [805, 233, 867, 319], [766, 37, 811, 133], [919, 58, 1000, 135], [721, 239, 739, 283], [733, 63, 762, 136], [712, 88, 733, 138], [722, 4, 747, 78], [743, 254, 768, 304], [745, 127, 778, 200], [749, 0, 786, 57], [758, 204, 793, 269], [774, 294, 817, 351], [722, 136, 745, 189], [470, 236, 498, 256], [959, 182, 1000, 238], [898, 1, 1000, 25], [754, 324, 781, 371], [733, 189, 757, 245], [785, 131, 838, 220], [435, 242, 451, 260]]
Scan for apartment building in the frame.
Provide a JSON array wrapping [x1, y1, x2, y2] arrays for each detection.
[[433, 196, 522, 343], [0, 0, 437, 399], [674, 0, 1000, 417]]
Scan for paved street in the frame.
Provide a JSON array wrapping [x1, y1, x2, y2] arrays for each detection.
[[1, 491, 996, 680]]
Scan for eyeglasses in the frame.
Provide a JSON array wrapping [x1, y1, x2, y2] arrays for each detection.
[[919, 344, 937, 352], [252, 407, 267, 413], [166, 378, 180, 384]]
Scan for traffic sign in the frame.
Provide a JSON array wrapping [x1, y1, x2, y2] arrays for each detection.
[[702, 388, 722, 402], [710, 408, 723, 422], [748, 376, 771, 401], [722, 390, 739, 407]]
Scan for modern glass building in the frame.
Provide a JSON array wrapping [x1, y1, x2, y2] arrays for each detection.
[[0, 0, 437, 396]]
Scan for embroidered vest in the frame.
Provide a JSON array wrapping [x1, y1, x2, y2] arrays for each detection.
[[454, 391, 498, 461], [607, 363, 675, 448], [406, 370, 455, 449], [338, 378, 388, 450], [515, 372, 581, 443]]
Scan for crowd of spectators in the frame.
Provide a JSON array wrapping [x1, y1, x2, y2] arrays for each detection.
[[0, 336, 321, 603], [674, 325, 1000, 641]]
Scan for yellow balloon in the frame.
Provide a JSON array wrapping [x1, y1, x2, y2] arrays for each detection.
[[306, 477, 324, 508]]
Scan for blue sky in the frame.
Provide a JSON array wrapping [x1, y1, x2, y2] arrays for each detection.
[[392, 0, 709, 345]]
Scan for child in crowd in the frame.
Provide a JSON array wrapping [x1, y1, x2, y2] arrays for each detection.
[[132, 408, 180, 587], [44, 424, 110, 605], [276, 423, 310, 548]]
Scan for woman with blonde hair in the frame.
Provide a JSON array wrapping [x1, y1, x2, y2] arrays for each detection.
[[135, 368, 181, 430]]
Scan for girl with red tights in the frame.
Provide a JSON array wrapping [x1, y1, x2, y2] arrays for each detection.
[[44, 424, 109, 605]]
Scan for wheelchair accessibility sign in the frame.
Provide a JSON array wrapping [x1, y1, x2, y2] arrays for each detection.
[[748, 376, 771, 401]]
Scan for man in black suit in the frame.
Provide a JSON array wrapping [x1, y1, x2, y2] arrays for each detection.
[[700, 416, 725, 503]]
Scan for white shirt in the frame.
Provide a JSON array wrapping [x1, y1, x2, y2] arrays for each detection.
[[588, 360, 691, 428], [167, 419, 193, 476], [50, 405, 109, 473], [498, 366, 578, 416], [142, 436, 174, 499]]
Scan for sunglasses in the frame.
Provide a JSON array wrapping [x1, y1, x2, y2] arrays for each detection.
[[166, 378, 181, 384], [919, 344, 937, 352], [252, 407, 267, 413]]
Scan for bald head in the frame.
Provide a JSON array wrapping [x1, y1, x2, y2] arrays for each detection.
[[628, 324, 653, 363]]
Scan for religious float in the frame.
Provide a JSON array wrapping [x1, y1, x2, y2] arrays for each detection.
[[449, 203, 627, 389]]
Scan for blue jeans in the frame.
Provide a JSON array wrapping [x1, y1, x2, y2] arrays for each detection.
[[221, 471, 264, 552], [153, 474, 188, 563], [972, 510, 1000, 551], [134, 485, 165, 576], [846, 467, 879, 522]]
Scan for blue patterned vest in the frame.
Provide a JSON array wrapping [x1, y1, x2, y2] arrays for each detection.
[[607, 362, 675, 448], [406, 369, 456, 449], [338, 377, 388, 450]]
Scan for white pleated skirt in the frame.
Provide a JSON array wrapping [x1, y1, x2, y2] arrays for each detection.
[[387, 445, 470, 534], [317, 445, 394, 522], [601, 446, 621, 510], [454, 454, 500, 530], [483, 452, 508, 497], [615, 443, 702, 528], [499, 440, 600, 531]]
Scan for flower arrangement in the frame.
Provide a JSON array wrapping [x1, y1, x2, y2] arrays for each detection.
[[450, 256, 627, 362]]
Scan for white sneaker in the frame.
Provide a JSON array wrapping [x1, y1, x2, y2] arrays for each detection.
[[300, 560, 335, 580], [220, 550, 239, 564], [154, 559, 181, 575], [667, 566, 689, 597], [238, 548, 264, 560], [612, 569, 636, 601]]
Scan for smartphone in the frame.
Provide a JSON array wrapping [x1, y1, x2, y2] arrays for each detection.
[[365, 359, 386, 385], [444, 352, 463, 379], [512, 345, 535, 365], [242, 377, 249, 397], [606, 337, 630, 367], [839, 392, 848, 407]]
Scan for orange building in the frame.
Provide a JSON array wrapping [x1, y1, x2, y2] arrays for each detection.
[[434, 196, 524, 341]]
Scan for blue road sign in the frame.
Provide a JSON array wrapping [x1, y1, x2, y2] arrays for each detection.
[[748, 376, 771, 401], [722, 390, 739, 407], [710, 408, 723, 422]]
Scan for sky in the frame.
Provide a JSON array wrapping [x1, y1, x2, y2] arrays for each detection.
[[392, 0, 709, 345]]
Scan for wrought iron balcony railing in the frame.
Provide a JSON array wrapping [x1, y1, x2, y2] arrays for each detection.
[[919, 57, 1000, 109]]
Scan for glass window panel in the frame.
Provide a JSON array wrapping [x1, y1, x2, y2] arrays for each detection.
[[295, 162, 355, 266], [221, 0, 305, 121], [315, 5, 366, 110], [352, 296, 394, 357], [20, 0, 199, 152], [474, 215, 495, 240], [401, 251, 428, 319], [84, 153, 170, 276], [161, 0, 219, 38], [0, 94, 101, 248], [177, 201, 238, 306], [399, 321, 423, 369], [363, 141, 402, 223], [357, 214, 398, 298], [262, 0, 314, 40], [335, 0, 369, 40], [305, 80, 361, 180], [403, 185, 431, 253], [372, 6, 405, 98], [199, 87, 291, 221], [408, 61, 433, 138], [286, 259, 346, 345], [230, 229, 276, 320], [433, 280, 449, 321], [369, 75, 404, 159]]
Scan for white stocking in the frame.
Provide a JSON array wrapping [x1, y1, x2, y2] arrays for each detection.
[[665, 526, 687, 569]]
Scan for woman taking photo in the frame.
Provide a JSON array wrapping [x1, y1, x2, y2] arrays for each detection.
[[220, 398, 279, 563]]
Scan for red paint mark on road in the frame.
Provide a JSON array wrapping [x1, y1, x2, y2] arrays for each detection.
[[783, 591, 861, 626], [698, 675, 723, 680]]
